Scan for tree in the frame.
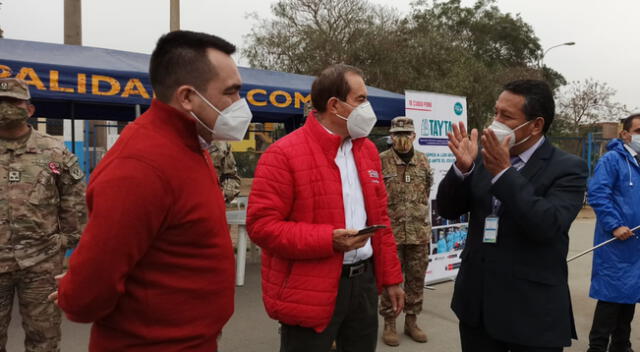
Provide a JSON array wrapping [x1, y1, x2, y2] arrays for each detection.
[[243, 0, 565, 130], [243, 0, 404, 82], [411, 0, 541, 68], [556, 78, 629, 136], [406, 0, 566, 129]]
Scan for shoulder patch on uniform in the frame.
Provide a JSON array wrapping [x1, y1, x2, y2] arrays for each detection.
[[64, 153, 79, 167], [70, 165, 84, 180]]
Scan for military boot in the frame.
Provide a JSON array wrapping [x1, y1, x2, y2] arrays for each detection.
[[382, 317, 400, 346], [404, 314, 428, 343]]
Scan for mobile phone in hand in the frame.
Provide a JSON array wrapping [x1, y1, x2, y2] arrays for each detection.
[[356, 225, 387, 236]]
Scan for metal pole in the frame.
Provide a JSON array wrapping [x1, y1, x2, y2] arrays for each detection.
[[538, 42, 575, 68], [83, 120, 90, 178], [170, 0, 180, 31], [70, 103, 75, 154], [91, 122, 96, 174], [587, 132, 593, 177], [567, 225, 640, 262], [64, 0, 82, 45]]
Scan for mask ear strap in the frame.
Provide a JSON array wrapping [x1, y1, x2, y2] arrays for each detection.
[[513, 119, 532, 132], [191, 88, 223, 115], [190, 111, 215, 133]]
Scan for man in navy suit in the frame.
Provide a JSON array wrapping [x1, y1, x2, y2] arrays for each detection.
[[437, 80, 588, 352]]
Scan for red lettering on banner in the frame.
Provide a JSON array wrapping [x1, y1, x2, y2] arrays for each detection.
[[407, 99, 433, 112]]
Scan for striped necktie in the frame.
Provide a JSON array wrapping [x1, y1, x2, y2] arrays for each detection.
[[510, 156, 524, 171]]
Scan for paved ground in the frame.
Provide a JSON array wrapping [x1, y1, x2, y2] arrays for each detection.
[[6, 211, 639, 351]]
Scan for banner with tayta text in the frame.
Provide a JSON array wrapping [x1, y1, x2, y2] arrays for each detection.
[[405, 90, 469, 284]]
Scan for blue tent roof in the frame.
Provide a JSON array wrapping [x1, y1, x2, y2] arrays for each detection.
[[0, 38, 404, 123]]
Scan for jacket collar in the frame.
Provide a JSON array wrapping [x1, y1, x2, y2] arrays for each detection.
[[139, 99, 202, 152], [303, 110, 366, 160], [519, 137, 554, 180], [607, 138, 638, 163]]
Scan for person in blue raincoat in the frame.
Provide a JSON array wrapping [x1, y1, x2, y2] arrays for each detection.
[[587, 113, 640, 352]]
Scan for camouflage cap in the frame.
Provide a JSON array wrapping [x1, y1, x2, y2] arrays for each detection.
[[389, 116, 415, 133], [0, 78, 31, 100]]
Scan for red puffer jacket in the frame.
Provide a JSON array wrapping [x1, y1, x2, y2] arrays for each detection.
[[247, 111, 403, 333]]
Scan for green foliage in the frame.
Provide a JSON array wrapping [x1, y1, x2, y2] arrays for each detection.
[[243, 0, 405, 82], [243, 0, 566, 131], [411, 0, 541, 68], [405, 0, 561, 130]]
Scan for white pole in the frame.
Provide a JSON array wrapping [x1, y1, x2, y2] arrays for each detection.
[[567, 224, 640, 263]]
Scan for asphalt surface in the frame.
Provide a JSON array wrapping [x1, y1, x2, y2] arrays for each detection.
[[6, 214, 639, 351]]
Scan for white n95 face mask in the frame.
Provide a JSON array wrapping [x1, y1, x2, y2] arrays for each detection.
[[488, 120, 532, 148], [630, 134, 640, 153], [189, 88, 252, 141], [336, 101, 378, 139]]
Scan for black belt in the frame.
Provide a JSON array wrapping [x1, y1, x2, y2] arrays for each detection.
[[342, 258, 372, 278]]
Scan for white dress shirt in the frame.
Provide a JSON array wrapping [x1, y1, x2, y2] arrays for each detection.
[[317, 121, 374, 265], [335, 138, 373, 264]]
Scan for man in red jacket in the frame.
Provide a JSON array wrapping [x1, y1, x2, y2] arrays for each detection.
[[48, 31, 252, 351], [247, 64, 405, 352]]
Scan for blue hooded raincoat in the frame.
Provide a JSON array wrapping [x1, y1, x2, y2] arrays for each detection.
[[588, 138, 640, 303]]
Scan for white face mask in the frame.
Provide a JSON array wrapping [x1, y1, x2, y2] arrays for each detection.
[[488, 119, 532, 148], [189, 88, 252, 141], [336, 100, 377, 139], [630, 134, 640, 153]]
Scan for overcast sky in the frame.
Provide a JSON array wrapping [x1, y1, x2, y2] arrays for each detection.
[[1, 0, 638, 110]]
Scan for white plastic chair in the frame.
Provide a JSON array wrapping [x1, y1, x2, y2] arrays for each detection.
[[235, 196, 248, 210]]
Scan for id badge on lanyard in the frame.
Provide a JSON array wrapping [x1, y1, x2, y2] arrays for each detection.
[[483, 215, 499, 243]]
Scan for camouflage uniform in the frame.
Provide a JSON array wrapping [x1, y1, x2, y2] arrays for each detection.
[[208, 141, 241, 203], [0, 78, 86, 352], [379, 117, 433, 319]]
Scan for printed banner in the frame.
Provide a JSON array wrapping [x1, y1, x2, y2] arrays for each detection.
[[404, 90, 469, 284]]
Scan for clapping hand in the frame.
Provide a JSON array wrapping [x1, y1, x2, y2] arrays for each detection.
[[481, 128, 511, 176], [447, 122, 478, 173]]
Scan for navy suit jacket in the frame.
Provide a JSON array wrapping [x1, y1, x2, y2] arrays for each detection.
[[436, 138, 588, 348]]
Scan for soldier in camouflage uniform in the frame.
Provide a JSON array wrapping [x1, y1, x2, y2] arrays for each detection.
[[379, 116, 433, 347], [0, 78, 86, 352], [208, 141, 241, 203]]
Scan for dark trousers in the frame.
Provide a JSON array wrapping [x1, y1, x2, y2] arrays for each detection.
[[588, 300, 636, 352], [280, 259, 378, 352], [459, 321, 563, 352]]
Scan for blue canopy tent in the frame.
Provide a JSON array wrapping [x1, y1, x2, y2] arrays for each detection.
[[0, 38, 405, 129]]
